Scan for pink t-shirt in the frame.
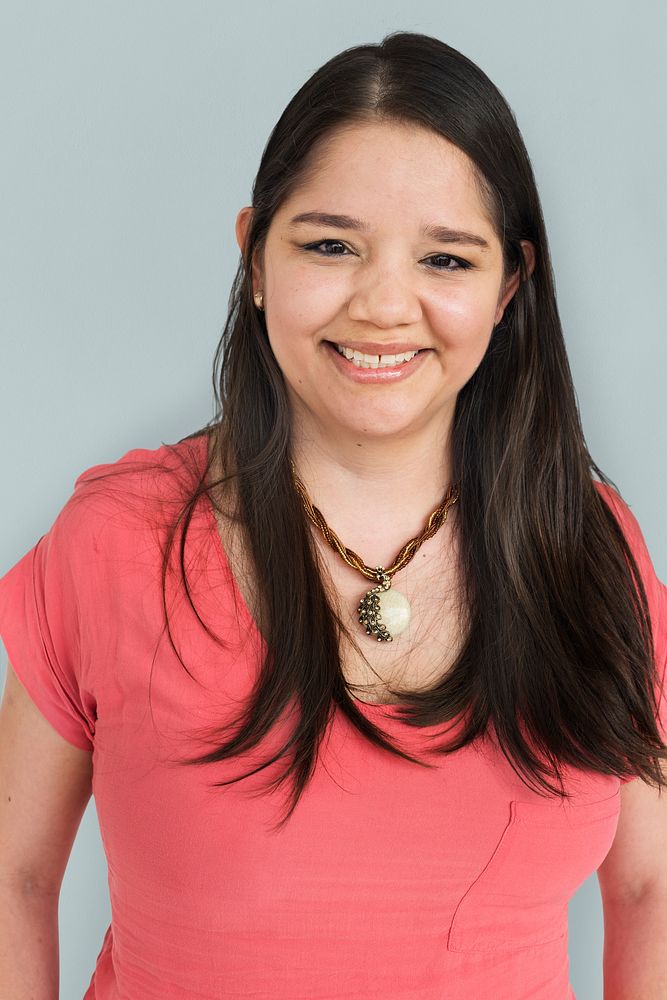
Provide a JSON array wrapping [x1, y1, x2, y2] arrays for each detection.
[[0, 433, 665, 1000]]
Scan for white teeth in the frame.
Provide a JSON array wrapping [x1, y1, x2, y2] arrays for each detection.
[[334, 344, 419, 369]]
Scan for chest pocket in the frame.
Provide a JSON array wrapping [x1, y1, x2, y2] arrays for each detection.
[[446, 786, 621, 953]]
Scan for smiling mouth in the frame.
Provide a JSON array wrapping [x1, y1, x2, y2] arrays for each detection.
[[331, 343, 423, 369]]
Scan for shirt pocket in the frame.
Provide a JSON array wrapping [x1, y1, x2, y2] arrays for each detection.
[[446, 786, 621, 953]]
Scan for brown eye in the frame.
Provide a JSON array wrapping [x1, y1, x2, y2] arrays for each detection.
[[425, 254, 472, 271], [302, 240, 351, 256]]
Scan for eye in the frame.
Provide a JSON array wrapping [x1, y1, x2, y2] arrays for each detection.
[[301, 239, 352, 256], [299, 241, 472, 272], [423, 254, 472, 272]]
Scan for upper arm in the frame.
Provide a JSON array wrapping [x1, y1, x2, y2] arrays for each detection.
[[0, 661, 93, 895], [593, 484, 667, 902], [597, 773, 667, 903]]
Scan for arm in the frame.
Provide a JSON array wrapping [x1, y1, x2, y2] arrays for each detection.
[[593, 487, 667, 996], [602, 889, 667, 1000], [0, 662, 93, 999], [598, 777, 667, 999]]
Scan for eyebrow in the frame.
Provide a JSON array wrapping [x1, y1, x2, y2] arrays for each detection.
[[287, 211, 490, 249]]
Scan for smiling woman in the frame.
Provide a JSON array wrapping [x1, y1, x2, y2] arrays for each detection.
[[240, 123, 532, 450], [0, 28, 665, 1000]]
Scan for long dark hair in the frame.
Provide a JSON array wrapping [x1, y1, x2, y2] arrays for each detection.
[[87, 31, 666, 829]]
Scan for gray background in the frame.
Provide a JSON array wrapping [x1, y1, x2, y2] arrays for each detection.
[[0, 1, 665, 997]]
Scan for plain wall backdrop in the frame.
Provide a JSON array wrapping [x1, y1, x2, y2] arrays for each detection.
[[1, 2, 665, 997]]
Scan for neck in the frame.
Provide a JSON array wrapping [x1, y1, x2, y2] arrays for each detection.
[[290, 416, 455, 540]]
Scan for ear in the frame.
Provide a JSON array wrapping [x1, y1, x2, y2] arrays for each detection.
[[235, 206, 263, 295], [494, 239, 536, 326]]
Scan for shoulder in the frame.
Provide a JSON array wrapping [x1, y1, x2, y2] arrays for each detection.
[[593, 480, 656, 575], [73, 433, 208, 500], [593, 479, 666, 647], [39, 434, 211, 570], [67, 433, 208, 519], [594, 480, 643, 542]]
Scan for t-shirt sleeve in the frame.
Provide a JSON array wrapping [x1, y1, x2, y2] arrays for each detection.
[[595, 483, 667, 782], [0, 477, 98, 751]]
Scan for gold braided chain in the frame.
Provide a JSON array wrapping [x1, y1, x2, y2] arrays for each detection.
[[291, 465, 459, 583]]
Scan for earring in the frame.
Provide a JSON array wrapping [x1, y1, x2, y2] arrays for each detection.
[[253, 290, 264, 311]]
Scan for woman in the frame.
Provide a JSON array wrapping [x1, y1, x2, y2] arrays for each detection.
[[0, 30, 665, 1000]]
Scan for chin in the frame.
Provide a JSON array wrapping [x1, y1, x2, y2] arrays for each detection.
[[333, 412, 433, 441]]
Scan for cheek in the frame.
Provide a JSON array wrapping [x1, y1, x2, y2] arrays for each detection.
[[263, 271, 334, 378], [430, 289, 498, 351], [266, 261, 343, 331]]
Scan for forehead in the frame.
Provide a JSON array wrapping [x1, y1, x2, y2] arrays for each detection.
[[275, 120, 494, 232]]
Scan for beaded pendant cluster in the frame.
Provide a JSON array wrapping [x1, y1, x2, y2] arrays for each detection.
[[357, 570, 411, 642]]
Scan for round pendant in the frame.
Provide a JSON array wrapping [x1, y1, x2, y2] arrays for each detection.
[[377, 587, 411, 637], [357, 571, 411, 642]]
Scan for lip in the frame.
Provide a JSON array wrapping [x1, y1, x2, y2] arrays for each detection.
[[324, 340, 430, 382]]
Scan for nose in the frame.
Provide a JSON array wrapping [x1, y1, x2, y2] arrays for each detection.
[[346, 263, 423, 328]]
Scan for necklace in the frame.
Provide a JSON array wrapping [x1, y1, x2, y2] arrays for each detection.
[[291, 465, 459, 642]]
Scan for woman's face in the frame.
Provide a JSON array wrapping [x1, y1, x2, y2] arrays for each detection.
[[237, 120, 530, 448]]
